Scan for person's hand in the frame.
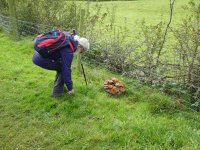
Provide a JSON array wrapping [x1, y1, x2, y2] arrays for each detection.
[[68, 89, 74, 95]]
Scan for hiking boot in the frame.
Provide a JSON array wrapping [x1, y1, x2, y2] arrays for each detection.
[[52, 72, 64, 97]]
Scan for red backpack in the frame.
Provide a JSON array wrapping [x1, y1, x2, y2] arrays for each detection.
[[34, 29, 74, 58]]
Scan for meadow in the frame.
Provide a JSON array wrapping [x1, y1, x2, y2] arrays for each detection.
[[91, 0, 192, 26], [1, 0, 200, 149], [1, 30, 200, 150]]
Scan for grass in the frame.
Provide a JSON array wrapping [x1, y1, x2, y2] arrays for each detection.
[[1, 30, 200, 149], [88, 0, 192, 27]]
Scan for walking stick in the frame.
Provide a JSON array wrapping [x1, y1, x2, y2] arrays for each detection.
[[81, 60, 88, 86], [73, 29, 88, 86]]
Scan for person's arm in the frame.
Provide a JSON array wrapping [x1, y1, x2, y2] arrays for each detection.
[[60, 47, 74, 92]]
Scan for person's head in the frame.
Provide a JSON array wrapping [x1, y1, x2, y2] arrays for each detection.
[[74, 36, 90, 53]]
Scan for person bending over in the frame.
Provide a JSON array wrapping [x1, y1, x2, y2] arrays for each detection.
[[32, 31, 89, 97]]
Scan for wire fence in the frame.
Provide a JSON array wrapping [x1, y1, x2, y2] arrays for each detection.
[[0, 15, 53, 36], [0, 14, 200, 112]]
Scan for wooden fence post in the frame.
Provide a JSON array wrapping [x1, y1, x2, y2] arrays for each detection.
[[8, 0, 19, 40]]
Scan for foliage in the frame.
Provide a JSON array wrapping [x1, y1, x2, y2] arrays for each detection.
[[171, 0, 200, 106], [129, 21, 166, 83], [82, 0, 200, 109], [0, 0, 8, 15]]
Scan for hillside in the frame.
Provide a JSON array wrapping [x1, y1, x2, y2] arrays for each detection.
[[0, 32, 200, 149]]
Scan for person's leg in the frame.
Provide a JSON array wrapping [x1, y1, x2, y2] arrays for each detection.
[[52, 71, 64, 97], [32, 51, 64, 97]]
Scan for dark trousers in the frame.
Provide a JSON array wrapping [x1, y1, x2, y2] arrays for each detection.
[[32, 51, 64, 96]]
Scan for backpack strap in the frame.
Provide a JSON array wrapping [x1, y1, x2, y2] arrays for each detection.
[[68, 41, 75, 53], [51, 33, 67, 52]]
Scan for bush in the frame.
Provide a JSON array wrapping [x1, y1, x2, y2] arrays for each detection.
[[0, 0, 8, 16]]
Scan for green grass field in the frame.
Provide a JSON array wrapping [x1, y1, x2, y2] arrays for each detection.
[[1, 0, 200, 149], [91, 0, 191, 26], [1, 31, 200, 149]]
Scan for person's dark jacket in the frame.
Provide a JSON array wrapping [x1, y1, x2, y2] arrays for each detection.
[[32, 32, 78, 91]]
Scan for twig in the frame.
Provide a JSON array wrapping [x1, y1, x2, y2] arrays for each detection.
[[156, 0, 176, 65]]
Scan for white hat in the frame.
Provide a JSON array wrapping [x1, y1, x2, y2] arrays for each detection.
[[77, 37, 90, 50]]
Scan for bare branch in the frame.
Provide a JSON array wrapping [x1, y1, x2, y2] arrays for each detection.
[[156, 0, 176, 65]]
